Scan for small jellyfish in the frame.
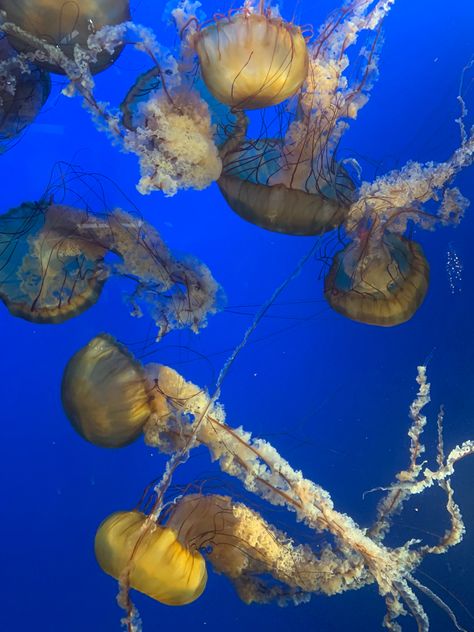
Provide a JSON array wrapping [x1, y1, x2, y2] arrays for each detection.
[[61, 334, 177, 448], [0, 0, 131, 74], [218, 114, 355, 235], [324, 232, 430, 327], [61, 334, 160, 448], [0, 37, 50, 150], [95, 510, 208, 605], [96, 492, 329, 615], [191, 2, 309, 110], [163, 493, 320, 603]]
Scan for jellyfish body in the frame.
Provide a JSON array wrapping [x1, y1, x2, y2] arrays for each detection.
[[324, 233, 430, 326], [95, 510, 207, 605], [218, 116, 355, 235], [0, 202, 106, 323], [0, 201, 220, 334], [0, 38, 50, 150], [0, 0, 131, 74], [192, 11, 309, 110], [219, 139, 354, 235], [61, 334, 165, 448]]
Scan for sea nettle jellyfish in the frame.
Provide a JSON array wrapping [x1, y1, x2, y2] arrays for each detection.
[[61, 334, 155, 448], [324, 232, 430, 326], [0, 201, 220, 335], [0, 37, 50, 150], [191, 1, 309, 110], [96, 492, 337, 611], [324, 113, 474, 326], [208, 0, 392, 235], [0, 0, 131, 74], [95, 509, 208, 606], [65, 334, 474, 630]]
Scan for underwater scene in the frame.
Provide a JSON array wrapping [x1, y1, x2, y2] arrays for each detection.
[[1, 1, 474, 630]]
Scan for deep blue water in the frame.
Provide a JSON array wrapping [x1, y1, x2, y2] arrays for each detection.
[[1, 1, 474, 631]]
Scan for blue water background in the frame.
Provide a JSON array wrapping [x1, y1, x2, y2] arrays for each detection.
[[1, 1, 474, 630]]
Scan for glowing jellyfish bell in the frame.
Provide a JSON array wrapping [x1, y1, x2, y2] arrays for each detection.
[[0, 0, 131, 74], [95, 510, 207, 606], [192, 1, 309, 110], [324, 230, 430, 327], [61, 334, 170, 448]]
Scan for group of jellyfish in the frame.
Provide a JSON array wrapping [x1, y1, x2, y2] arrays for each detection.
[[1, 1, 474, 631]]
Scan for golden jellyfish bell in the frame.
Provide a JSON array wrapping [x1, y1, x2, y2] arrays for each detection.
[[0, 0, 131, 75], [217, 121, 355, 235], [61, 334, 153, 448], [192, 11, 309, 109], [218, 157, 354, 235], [95, 511, 207, 606], [324, 233, 430, 327]]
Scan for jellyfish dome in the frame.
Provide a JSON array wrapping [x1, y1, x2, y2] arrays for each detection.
[[61, 334, 170, 448], [95, 510, 207, 606], [192, 4, 309, 110], [324, 233, 430, 327], [0, 0, 131, 74]]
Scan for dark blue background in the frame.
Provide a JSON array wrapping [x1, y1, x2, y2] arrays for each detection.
[[1, 1, 474, 630]]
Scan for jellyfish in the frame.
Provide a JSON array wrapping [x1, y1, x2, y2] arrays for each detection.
[[65, 334, 474, 630], [0, 37, 50, 151], [0, 201, 220, 335], [190, 2, 309, 110], [324, 102, 474, 325], [61, 334, 159, 448], [217, 113, 356, 235], [0, 0, 131, 74], [95, 510, 208, 606], [324, 232, 430, 326], [211, 0, 391, 235]]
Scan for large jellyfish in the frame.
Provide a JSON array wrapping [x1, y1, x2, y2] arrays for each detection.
[[191, 2, 309, 109], [0, 0, 131, 74], [324, 113, 474, 325], [61, 334, 154, 448], [324, 232, 430, 326], [0, 37, 50, 150], [95, 510, 208, 606], [62, 334, 474, 631], [0, 201, 220, 336]]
